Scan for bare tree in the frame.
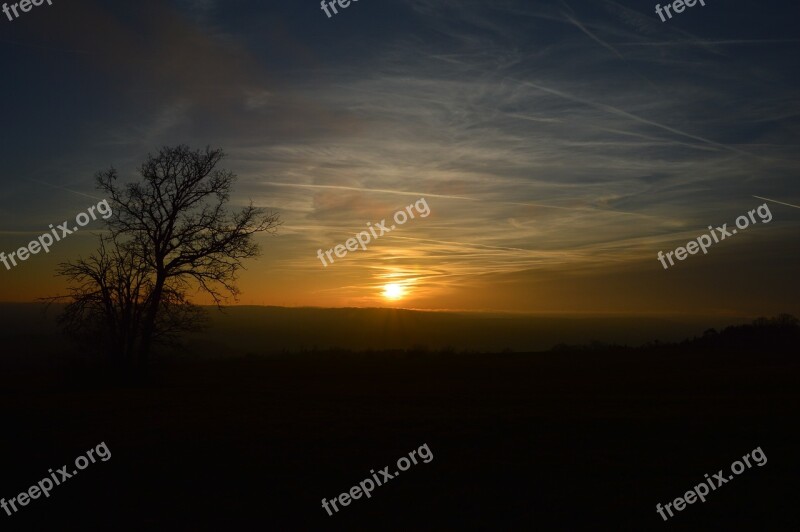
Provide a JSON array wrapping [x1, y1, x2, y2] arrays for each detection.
[[54, 234, 207, 365], [54, 145, 281, 367]]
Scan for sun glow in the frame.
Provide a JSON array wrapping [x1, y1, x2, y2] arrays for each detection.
[[382, 283, 405, 300]]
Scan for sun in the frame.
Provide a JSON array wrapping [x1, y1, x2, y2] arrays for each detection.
[[382, 283, 405, 300]]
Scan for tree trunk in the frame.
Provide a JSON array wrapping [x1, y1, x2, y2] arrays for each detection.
[[138, 273, 165, 368]]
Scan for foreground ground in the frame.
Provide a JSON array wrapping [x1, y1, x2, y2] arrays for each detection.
[[1, 329, 798, 530]]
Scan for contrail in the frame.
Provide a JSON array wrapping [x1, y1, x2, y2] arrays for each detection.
[[517, 80, 753, 156], [752, 195, 800, 209], [261, 181, 474, 202], [389, 234, 540, 254], [562, 11, 623, 59], [616, 39, 800, 47], [25, 178, 105, 201], [261, 181, 651, 218]]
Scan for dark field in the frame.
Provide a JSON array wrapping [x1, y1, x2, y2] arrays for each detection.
[[0, 308, 798, 530]]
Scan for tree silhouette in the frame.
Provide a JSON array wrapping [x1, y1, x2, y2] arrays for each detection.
[[53, 145, 281, 368]]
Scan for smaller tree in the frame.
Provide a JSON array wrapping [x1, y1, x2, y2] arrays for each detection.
[[54, 234, 207, 364]]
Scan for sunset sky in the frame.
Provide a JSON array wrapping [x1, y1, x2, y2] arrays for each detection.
[[1, 0, 799, 315]]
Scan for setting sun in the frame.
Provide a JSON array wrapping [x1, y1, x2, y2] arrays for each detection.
[[382, 283, 405, 300]]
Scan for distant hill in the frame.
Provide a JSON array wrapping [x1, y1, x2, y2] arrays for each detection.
[[180, 306, 759, 355], [0, 303, 753, 360]]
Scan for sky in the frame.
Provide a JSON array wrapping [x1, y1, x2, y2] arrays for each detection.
[[0, 0, 799, 315]]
